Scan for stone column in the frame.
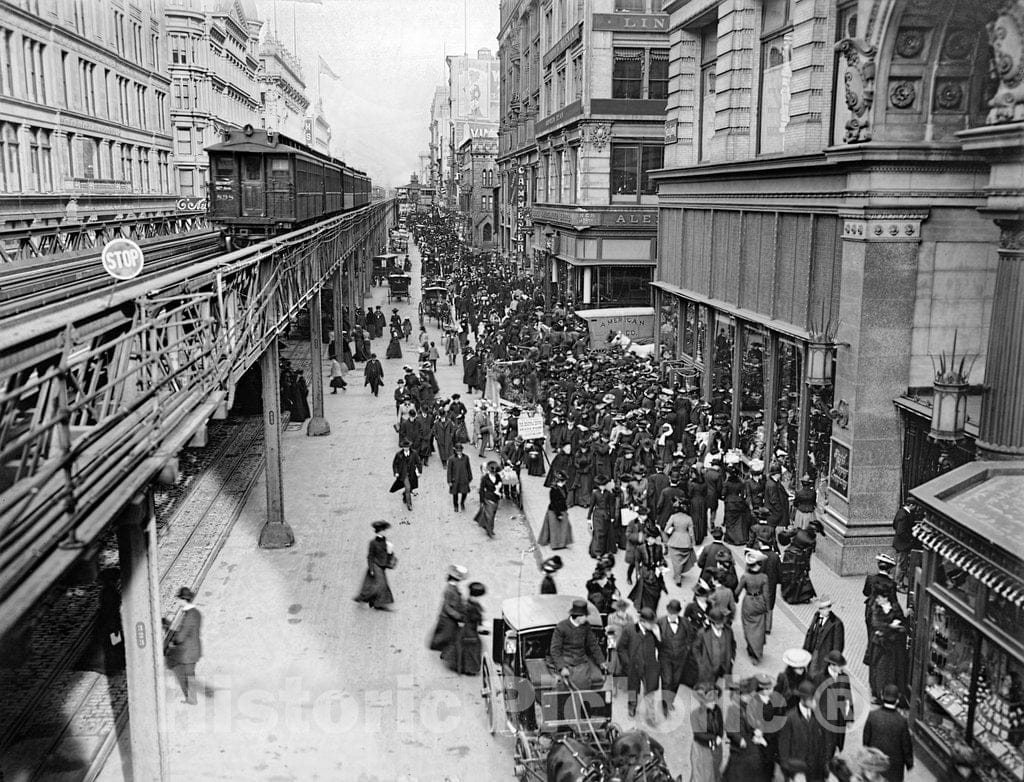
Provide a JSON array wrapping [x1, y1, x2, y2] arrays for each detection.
[[820, 210, 927, 574], [116, 492, 168, 781], [976, 221, 1024, 459]]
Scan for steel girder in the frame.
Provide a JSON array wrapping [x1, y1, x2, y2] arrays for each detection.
[[0, 199, 397, 636]]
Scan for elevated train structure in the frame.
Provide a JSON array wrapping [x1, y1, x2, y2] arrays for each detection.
[[207, 126, 371, 248]]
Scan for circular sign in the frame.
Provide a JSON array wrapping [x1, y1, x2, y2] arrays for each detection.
[[101, 238, 145, 280]]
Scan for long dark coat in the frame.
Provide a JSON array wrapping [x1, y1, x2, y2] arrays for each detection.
[[429, 582, 465, 652], [802, 613, 845, 678], [863, 706, 914, 782], [777, 705, 833, 781], [354, 537, 395, 606], [616, 623, 660, 697], [868, 606, 908, 700], [446, 453, 472, 494], [723, 700, 772, 782], [363, 358, 384, 391], [691, 625, 735, 683], [390, 449, 421, 492], [433, 418, 455, 464]]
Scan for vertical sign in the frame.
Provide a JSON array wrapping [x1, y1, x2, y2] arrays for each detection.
[[515, 165, 527, 260]]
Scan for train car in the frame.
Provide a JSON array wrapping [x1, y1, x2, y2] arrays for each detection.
[[206, 125, 371, 247]]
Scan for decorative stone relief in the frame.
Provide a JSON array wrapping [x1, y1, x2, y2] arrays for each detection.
[[942, 29, 976, 61], [997, 219, 1024, 250], [841, 212, 928, 242], [935, 79, 966, 110], [582, 122, 611, 151], [895, 27, 927, 58], [987, 0, 1024, 123], [889, 79, 918, 108], [835, 38, 878, 143]]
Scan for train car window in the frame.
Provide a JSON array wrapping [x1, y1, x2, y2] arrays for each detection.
[[268, 157, 289, 176], [214, 157, 235, 177], [242, 154, 261, 181]]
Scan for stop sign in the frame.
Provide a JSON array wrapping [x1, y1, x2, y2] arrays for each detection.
[[101, 238, 145, 280]]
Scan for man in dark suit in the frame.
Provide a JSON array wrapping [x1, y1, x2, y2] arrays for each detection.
[[548, 599, 606, 690], [863, 684, 914, 781], [891, 500, 916, 592], [363, 352, 384, 396], [691, 606, 734, 688], [656, 599, 690, 715], [390, 439, 422, 510], [764, 465, 789, 527], [704, 458, 723, 526], [815, 650, 853, 752], [777, 680, 834, 781], [166, 587, 202, 705], [617, 607, 661, 718], [862, 554, 899, 659], [802, 597, 846, 679]]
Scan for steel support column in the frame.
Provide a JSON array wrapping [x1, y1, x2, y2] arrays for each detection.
[[116, 492, 168, 782], [306, 283, 330, 436], [258, 291, 294, 548]]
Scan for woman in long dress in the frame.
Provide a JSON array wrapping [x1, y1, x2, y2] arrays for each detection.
[[385, 326, 403, 359], [721, 468, 751, 545], [780, 528, 817, 604], [587, 475, 617, 558], [627, 528, 667, 614], [723, 678, 772, 782], [429, 566, 466, 653], [867, 593, 908, 703], [734, 550, 769, 662], [442, 581, 486, 675], [538, 472, 573, 550], [690, 681, 725, 782], [354, 521, 395, 609]]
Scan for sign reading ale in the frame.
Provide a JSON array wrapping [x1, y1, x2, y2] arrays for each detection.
[[101, 238, 145, 280]]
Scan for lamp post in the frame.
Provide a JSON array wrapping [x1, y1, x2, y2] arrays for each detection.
[[928, 332, 975, 474], [805, 340, 836, 387]]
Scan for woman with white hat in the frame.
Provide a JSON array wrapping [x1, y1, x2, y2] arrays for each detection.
[[774, 647, 812, 713], [735, 549, 770, 662]]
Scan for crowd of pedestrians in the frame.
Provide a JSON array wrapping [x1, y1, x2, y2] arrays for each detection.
[[346, 215, 928, 782]]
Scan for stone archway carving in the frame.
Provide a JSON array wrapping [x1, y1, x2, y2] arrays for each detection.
[[987, 0, 1024, 122]]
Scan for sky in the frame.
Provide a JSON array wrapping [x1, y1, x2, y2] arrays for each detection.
[[253, 0, 500, 188]]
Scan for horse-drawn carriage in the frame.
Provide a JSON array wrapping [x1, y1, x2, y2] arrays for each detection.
[[483, 595, 677, 782], [419, 284, 453, 326], [388, 273, 412, 303]]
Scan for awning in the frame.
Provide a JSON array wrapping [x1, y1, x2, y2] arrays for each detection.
[[914, 521, 1024, 608]]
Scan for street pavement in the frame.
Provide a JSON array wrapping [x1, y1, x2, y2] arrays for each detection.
[[97, 240, 933, 781]]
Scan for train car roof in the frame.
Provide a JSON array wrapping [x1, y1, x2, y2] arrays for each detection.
[[205, 127, 368, 178]]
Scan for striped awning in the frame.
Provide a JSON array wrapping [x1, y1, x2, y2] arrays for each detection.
[[915, 521, 1024, 608]]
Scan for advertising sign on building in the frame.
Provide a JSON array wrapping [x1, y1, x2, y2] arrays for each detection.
[[829, 439, 851, 498], [575, 307, 656, 345]]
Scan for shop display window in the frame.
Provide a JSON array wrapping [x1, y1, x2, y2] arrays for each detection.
[[658, 293, 679, 361], [683, 301, 695, 358], [712, 314, 735, 442], [739, 324, 767, 459], [986, 592, 1024, 640], [923, 603, 977, 739], [775, 339, 802, 472], [974, 640, 1024, 781]]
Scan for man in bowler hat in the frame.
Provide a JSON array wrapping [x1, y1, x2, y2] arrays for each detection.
[[863, 684, 914, 782], [548, 599, 606, 690]]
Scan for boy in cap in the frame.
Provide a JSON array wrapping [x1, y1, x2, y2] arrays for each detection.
[[548, 599, 607, 690]]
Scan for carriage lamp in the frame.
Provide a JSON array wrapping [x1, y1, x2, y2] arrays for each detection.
[[504, 629, 518, 657], [929, 333, 975, 443]]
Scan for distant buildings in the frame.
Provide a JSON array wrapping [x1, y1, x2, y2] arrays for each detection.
[[166, 0, 262, 198], [0, 0, 177, 258], [457, 135, 498, 249], [445, 49, 500, 213], [257, 32, 309, 142]]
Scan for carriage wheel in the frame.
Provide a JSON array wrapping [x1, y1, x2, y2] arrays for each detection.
[[513, 731, 535, 780], [481, 661, 497, 735]]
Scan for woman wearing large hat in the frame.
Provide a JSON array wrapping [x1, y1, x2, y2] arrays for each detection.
[[353, 521, 396, 610], [429, 565, 468, 653], [442, 581, 486, 675], [735, 549, 770, 662]]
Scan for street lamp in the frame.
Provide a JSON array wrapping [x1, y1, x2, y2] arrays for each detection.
[[805, 340, 836, 387], [929, 332, 975, 444]]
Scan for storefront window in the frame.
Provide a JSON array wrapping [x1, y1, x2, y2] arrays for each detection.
[[695, 305, 707, 364], [775, 339, 802, 472], [658, 293, 679, 360], [712, 314, 736, 442], [807, 384, 834, 481], [974, 639, 1024, 781], [987, 592, 1024, 638], [923, 603, 978, 743], [739, 324, 768, 459], [598, 267, 651, 306], [683, 301, 695, 357]]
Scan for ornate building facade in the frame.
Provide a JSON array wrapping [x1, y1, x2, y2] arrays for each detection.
[[447, 50, 500, 210], [457, 135, 499, 249], [0, 0, 177, 260], [165, 0, 262, 199], [653, 0, 1023, 579], [498, 0, 667, 308], [257, 32, 308, 141], [428, 85, 450, 205]]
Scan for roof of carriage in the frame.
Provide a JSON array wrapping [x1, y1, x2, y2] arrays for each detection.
[[500, 595, 602, 632]]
